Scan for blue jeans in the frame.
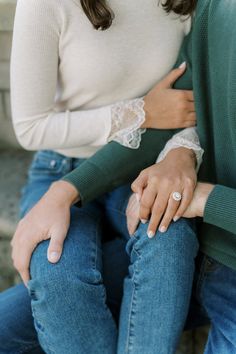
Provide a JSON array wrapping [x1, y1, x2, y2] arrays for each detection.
[[0, 150, 199, 353]]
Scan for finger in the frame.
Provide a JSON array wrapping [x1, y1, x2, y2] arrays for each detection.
[[47, 232, 65, 263], [147, 195, 168, 238], [126, 194, 140, 235], [174, 186, 195, 221], [161, 62, 187, 88], [186, 101, 195, 112], [187, 111, 196, 120], [131, 173, 147, 199], [126, 193, 139, 216], [183, 90, 194, 102], [20, 271, 30, 287], [139, 184, 157, 222], [127, 216, 140, 236], [182, 120, 196, 128], [12, 236, 36, 286], [158, 196, 181, 233]]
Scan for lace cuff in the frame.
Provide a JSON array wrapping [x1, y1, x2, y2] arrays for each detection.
[[156, 127, 204, 172], [108, 98, 146, 149]]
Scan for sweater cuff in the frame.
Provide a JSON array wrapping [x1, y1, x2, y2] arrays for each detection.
[[203, 184, 236, 234], [62, 161, 109, 206]]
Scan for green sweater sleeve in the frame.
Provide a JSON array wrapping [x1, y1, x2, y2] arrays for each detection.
[[62, 129, 179, 205], [204, 185, 236, 235]]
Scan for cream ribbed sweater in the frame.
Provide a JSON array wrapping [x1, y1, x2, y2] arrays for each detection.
[[11, 0, 192, 158]]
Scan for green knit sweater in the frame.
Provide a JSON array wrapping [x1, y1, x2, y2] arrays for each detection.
[[63, 0, 236, 270]]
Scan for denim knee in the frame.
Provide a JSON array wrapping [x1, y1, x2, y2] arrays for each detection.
[[126, 218, 199, 268], [28, 238, 103, 312]]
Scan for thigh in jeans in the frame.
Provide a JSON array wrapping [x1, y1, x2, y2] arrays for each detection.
[[28, 201, 118, 354], [0, 150, 77, 354], [195, 253, 236, 353], [0, 283, 44, 354], [118, 218, 199, 354]]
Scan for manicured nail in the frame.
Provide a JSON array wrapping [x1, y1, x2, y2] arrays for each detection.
[[159, 226, 166, 233], [49, 252, 60, 263], [179, 61, 186, 69], [147, 231, 155, 239], [173, 216, 180, 222], [141, 219, 148, 224]]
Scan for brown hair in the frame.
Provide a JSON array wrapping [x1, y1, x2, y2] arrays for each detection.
[[80, 0, 197, 31], [162, 0, 197, 16]]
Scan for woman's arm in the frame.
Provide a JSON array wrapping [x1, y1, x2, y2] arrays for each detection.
[[11, 0, 138, 150]]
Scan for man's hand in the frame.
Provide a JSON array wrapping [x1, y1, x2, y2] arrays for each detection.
[[127, 147, 197, 237], [183, 182, 214, 218], [11, 181, 79, 286]]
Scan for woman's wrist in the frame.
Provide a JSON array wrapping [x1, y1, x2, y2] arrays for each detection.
[[165, 147, 197, 167], [48, 180, 80, 206]]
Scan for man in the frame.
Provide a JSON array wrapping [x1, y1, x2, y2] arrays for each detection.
[[129, 0, 236, 352]]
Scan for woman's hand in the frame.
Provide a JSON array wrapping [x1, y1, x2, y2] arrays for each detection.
[[127, 147, 197, 237], [183, 182, 214, 218], [11, 180, 79, 285], [142, 62, 196, 130]]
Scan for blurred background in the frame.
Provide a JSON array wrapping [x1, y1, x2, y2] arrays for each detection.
[[0, 0, 33, 291], [0, 1, 208, 352]]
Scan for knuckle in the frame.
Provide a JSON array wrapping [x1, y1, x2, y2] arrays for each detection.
[[131, 181, 138, 191], [163, 176, 175, 187], [139, 169, 147, 178], [152, 204, 165, 215], [139, 208, 149, 218], [185, 179, 195, 190], [149, 175, 159, 185], [178, 91, 186, 101], [140, 200, 151, 210]]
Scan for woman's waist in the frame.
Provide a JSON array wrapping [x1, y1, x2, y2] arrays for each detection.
[[54, 145, 102, 159]]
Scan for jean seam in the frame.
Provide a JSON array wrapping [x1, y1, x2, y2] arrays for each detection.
[[125, 247, 140, 354]]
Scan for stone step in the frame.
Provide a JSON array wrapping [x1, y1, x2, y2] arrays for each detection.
[[0, 0, 17, 31], [0, 150, 33, 238]]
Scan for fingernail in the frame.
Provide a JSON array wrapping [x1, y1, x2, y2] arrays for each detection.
[[179, 61, 186, 69], [141, 219, 148, 224], [147, 231, 155, 238], [159, 226, 166, 233], [49, 252, 60, 263], [135, 193, 140, 202], [173, 216, 180, 222]]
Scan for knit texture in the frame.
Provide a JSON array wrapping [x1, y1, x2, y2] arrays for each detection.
[[11, 0, 190, 157], [65, 0, 236, 270], [170, 0, 236, 270]]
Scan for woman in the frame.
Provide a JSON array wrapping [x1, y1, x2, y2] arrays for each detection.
[[1, 0, 200, 353]]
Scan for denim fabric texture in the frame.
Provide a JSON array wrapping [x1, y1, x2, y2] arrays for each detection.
[[0, 149, 217, 354]]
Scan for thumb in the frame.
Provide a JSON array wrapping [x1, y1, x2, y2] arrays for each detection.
[[47, 231, 66, 263], [161, 61, 187, 88]]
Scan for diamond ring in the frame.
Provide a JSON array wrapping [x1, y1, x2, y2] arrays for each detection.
[[172, 192, 182, 202]]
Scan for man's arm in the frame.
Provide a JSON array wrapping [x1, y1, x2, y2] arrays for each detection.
[[203, 185, 236, 235], [62, 129, 179, 205]]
